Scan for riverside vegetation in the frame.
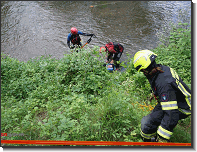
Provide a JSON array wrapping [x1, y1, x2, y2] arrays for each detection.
[[1, 22, 191, 146]]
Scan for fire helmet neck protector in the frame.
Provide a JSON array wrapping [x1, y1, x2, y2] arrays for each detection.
[[133, 50, 157, 72], [71, 27, 78, 35]]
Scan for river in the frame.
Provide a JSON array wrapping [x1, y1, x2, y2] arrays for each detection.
[[1, 1, 191, 62]]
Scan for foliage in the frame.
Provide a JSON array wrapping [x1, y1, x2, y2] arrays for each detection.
[[154, 22, 191, 86], [1, 22, 191, 146]]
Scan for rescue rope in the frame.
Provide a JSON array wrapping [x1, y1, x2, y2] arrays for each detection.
[[132, 102, 155, 111], [1, 140, 191, 146]]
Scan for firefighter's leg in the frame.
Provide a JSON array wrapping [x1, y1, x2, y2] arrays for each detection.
[[76, 42, 82, 52], [114, 52, 122, 69], [107, 53, 113, 63], [141, 104, 164, 142]]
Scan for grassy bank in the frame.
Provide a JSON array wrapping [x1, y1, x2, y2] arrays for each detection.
[[1, 22, 191, 146]]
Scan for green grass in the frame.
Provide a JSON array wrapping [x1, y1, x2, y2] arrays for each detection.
[[1, 22, 191, 146]]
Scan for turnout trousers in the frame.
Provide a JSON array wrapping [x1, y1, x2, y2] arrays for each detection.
[[140, 103, 189, 141]]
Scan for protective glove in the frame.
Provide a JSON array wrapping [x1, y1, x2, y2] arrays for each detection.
[[84, 33, 95, 36]]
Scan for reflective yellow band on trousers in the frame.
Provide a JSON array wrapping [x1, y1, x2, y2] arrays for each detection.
[[140, 128, 156, 139], [157, 126, 173, 140]]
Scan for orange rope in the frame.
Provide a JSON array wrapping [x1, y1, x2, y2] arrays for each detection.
[[1, 140, 191, 146]]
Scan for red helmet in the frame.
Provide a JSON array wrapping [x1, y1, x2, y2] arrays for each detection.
[[71, 27, 78, 35]]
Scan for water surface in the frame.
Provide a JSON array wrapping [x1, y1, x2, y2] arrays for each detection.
[[1, 1, 191, 62]]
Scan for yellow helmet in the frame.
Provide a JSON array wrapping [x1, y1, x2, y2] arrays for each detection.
[[133, 50, 157, 72]]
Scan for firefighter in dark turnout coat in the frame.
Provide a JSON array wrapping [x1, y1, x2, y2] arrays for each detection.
[[133, 50, 191, 142]]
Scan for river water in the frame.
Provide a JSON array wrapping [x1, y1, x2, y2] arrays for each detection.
[[1, 1, 191, 62]]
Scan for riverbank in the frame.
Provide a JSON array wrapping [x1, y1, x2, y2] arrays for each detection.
[[1, 22, 191, 145]]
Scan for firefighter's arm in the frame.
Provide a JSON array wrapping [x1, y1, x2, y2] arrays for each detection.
[[78, 31, 94, 36], [67, 34, 71, 48], [157, 84, 180, 141], [67, 40, 71, 48]]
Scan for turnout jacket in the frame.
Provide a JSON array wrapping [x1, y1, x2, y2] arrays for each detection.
[[148, 64, 191, 140]]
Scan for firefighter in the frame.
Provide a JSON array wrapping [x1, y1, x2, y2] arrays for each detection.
[[133, 50, 191, 143], [67, 27, 94, 49], [100, 42, 124, 69]]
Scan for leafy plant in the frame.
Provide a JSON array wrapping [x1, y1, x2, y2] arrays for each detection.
[[1, 21, 191, 145]]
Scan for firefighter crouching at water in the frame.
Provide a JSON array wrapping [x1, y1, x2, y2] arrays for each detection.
[[67, 27, 94, 49], [100, 42, 124, 70], [133, 50, 191, 142]]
